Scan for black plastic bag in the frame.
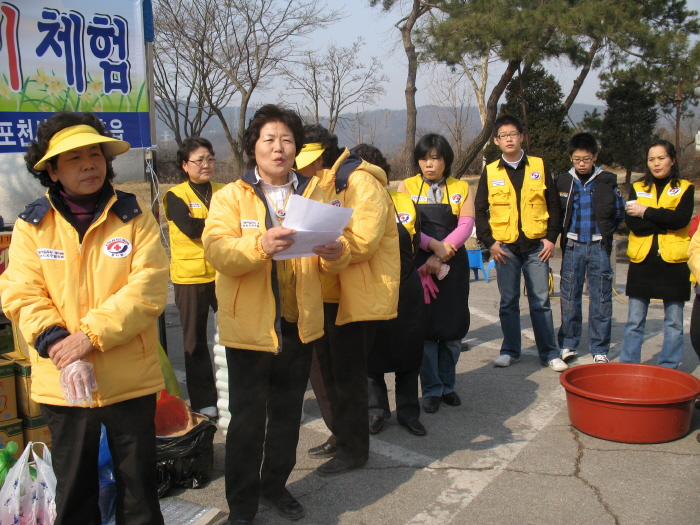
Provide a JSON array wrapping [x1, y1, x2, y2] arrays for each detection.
[[156, 418, 218, 498]]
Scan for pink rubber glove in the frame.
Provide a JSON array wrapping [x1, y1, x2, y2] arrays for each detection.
[[420, 272, 440, 304]]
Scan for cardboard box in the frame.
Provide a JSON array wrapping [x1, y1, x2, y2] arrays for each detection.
[[0, 232, 10, 277], [0, 418, 23, 459], [11, 322, 29, 358], [0, 362, 16, 421], [22, 415, 51, 450], [2, 352, 40, 418], [0, 324, 11, 355]]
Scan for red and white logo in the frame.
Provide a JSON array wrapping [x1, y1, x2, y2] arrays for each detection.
[[530, 172, 541, 180], [103, 237, 132, 258], [397, 212, 412, 224], [330, 199, 342, 207], [451, 193, 462, 204], [667, 187, 681, 196]]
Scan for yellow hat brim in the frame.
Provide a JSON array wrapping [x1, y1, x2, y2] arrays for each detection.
[[295, 143, 326, 170], [34, 125, 131, 170]]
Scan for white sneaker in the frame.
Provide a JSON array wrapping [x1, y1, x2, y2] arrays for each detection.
[[561, 349, 578, 362], [547, 358, 568, 372], [594, 354, 610, 363], [494, 354, 519, 367]]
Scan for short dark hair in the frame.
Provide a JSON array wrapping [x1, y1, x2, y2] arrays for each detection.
[[352, 144, 391, 177], [302, 124, 343, 169], [641, 138, 681, 189], [493, 115, 524, 136], [177, 137, 215, 180], [413, 134, 454, 178], [24, 111, 117, 188], [567, 133, 598, 156], [243, 104, 305, 170]]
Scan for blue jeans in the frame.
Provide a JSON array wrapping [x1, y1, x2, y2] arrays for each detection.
[[420, 339, 461, 398], [496, 242, 560, 364], [620, 297, 685, 369], [558, 240, 613, 356]]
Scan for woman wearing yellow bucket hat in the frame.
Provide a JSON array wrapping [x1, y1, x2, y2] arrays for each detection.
[[0, 111, 168, 524]]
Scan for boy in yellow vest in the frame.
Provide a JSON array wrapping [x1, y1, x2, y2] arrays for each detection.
[[475, 115, 566, 371]]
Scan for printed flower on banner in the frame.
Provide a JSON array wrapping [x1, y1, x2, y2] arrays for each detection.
[[86, 80, 104, 98], [46, 79, 66, 98], [32, 68, 52, 87], [38, 103, 50, 112], [0, 84, 11, 100]]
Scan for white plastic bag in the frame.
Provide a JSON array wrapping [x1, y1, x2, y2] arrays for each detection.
[[0, 442, 57, 525]]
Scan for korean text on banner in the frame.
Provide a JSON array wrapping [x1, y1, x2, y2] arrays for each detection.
[[0, 0, 150, 154]]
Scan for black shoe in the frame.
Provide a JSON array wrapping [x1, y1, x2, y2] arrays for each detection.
[[369, 415, 385, 434], [399, 418, 427, 436], [422, 396, 440, 413], [308, 442, 337, 459], [441, 391, 461, 407], [261, 491, 305, 521], [315, 456, 360, 477]]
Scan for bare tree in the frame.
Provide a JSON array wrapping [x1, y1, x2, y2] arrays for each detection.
[[427, 68, 473, 159], [153, 1, 236, 146], [158, 0, 342, 169], [281, 38, 389, 134]]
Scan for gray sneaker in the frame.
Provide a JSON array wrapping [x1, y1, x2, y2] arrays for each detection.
[[561, 348, 578, 362], [494, 354, 519, 367], [594, 354, 610, 363], [547, 358, 568, 372]]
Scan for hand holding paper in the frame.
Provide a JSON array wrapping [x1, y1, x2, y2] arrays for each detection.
[[262, 226, 296, 256], [273, 195, 353, 260]]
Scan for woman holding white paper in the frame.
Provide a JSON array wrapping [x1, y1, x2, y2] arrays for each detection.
[[202, 104, 350, 524]]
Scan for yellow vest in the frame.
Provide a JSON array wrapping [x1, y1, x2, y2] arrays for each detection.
[[627, 179, 692, 263], [165, 181, 225, 284], [388, 189, 417, 240], [403, 174, 469, 216], [485, 157, 548, 243]]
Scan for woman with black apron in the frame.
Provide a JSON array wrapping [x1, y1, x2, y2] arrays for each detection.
[[399, 134, 474, 414]]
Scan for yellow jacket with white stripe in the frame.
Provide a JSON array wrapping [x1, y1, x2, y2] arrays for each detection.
[[0, 185, 168, 407], [202, 170, 351, 352]]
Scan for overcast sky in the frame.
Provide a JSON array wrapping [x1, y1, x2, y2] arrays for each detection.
[[252, 0, 700, 112]]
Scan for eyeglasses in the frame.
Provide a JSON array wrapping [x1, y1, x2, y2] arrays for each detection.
[[187, 157, 216, 166], [497, 132, 521, 140], [571, 156, 593, 164]]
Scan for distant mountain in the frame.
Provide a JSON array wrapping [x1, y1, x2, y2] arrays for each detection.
[[155, 103, 605, 157]]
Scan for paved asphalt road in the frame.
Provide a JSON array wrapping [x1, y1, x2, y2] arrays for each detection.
[[160, 253, 700, 525]]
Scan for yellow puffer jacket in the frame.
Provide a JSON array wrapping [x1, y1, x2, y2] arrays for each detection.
[[164, 181, 225, 284], [315, 148, 400, 325], [202, 171, 351, 352], [0, 187, 168, 407]]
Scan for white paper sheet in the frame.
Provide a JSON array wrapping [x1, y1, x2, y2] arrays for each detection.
[[273, 195, 353, 260]]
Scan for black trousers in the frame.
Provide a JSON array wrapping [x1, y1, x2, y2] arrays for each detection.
[[40, 395, 163, 525], [173, 281, 218, 410], [309, 343, 337, 447], [368, 367, 421, 423], [224, 320, 312, 521], [311, 302, 377, 465], [690, 295, 700, 361]]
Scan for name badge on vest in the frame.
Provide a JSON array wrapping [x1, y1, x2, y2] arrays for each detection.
[[559, 192, 569, 198], [492, 179, 505, 187], [241, 220, 260, 229], [637, 192, 653, 199], [667, 187, 681, 196], [189, 202, 202, 209], [412, 196, 428, 202]]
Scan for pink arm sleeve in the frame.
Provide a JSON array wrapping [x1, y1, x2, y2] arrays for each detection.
[[419, 233, 433, 251], [442, 216, 474, 247]]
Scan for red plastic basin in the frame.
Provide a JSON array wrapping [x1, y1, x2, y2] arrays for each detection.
[[560, 363, 700, 443]]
